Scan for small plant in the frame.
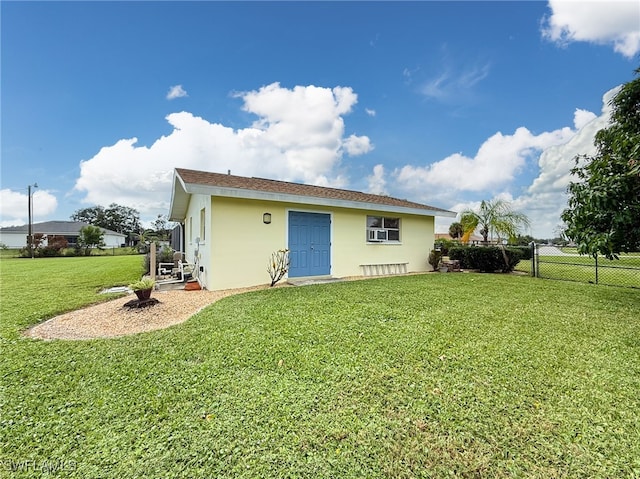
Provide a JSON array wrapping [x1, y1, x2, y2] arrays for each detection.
[[267, 249, 290, 287], [428, 249, 442, 271], [128, 277, 156, 291]]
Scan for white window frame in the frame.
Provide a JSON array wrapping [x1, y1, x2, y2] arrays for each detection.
[[366, 216, 400, 243], [199, 208, 206, 243]]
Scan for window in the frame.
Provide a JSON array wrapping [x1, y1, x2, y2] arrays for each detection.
[[199, 208, 206, 242], [367, 216, 400, 242]]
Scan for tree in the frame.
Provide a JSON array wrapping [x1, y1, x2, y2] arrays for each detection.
[[71, 206, 106, 225], [150, 214, 176, 242], [448, 222, 464, 239], [561, 67, 640, 260], [514, 234, 535, 246], [460, 199, 531, 244], [71, 203, 141, 245], [77, 225, 105, 256]]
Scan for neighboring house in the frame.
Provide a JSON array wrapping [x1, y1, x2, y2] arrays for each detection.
[[169, 168, 457, 291], [0, 221, 126, 249], [435, 233, 486, 244]]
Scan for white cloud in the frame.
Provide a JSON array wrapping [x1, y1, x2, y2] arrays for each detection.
[[365, 108, 376, 117], [573, 108, 597, 130], [431, 86, 618, 237], [73, 83, 372, 218], [394, 125, 574, 194], [542, 0, 640, 58], [167, 85, 188, 100], [343, 134, 373, 156], [367, 164, 388, 196], [0, 189, 58, 226], [513, 87, 617, 237], [401, 85, 620, 238]]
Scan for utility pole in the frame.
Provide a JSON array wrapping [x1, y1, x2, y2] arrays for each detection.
[[27, 183, 38, 258]]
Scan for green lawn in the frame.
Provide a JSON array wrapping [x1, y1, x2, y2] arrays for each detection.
[[516, 254, 640, 288], [1, 258, 640, 478], [0, 247, 141, 259]]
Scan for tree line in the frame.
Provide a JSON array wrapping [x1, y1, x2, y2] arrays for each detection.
[[70, 203, 175, 247]]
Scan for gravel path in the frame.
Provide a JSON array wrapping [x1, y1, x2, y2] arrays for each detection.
[[24, 286, 269, 341]]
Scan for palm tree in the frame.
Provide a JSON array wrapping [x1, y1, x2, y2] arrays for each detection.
[[459, 199, 531, 244], [448, 222, 464, 239]]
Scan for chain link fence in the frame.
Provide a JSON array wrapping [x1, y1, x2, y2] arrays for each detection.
[[527, 244, 640, 289]]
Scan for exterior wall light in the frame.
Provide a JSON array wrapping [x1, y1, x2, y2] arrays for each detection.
[[263, 212, 272, 224]]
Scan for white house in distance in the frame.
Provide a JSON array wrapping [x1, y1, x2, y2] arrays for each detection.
[[0, 221, 126, 249], [169, 168, 456, 291]]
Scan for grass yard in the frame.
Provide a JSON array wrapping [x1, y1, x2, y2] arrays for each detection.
[[0, 247, 141, 259], [1, 257, 640, 478], [516, 254, 640, 288], [0, 256, 144, 339]]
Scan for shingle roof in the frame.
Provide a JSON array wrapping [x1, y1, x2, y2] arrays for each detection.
[[0, 221, 125, 236], [174, 168, 456, 216]]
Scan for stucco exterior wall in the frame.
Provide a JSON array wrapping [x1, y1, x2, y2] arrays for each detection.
[[183, 194, 435, 290], [331, 208, 433, 277], [208, 197, 287, 290], [182, 193, 212, 287]]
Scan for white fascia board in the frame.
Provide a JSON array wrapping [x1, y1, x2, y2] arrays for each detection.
[[169, 174, 190, 221], [183, 183, 457, 218]]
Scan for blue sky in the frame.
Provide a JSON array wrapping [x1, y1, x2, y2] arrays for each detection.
[[2, 1, 639, 238]]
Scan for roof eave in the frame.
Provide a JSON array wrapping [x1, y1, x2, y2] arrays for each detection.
[[168, 171, 190, 221], [179, 182, 457, 218]]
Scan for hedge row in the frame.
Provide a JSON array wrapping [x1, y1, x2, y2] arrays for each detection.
[[448, 246, 524, 273]]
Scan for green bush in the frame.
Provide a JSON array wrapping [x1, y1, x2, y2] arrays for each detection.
[[508, 245, 532, 261], [434, 238, 461, 256], [449, 246, 523, 273], [143, 245, 175, 274], [449, 246, 471, 268], [428, 250, 442, 270]]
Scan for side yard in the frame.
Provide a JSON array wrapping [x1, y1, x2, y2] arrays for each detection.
[[1, 257, 640, 478]]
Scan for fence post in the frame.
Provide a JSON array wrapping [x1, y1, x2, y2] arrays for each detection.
[[595, 254, 598, 285], [530, 242, 536, 277]]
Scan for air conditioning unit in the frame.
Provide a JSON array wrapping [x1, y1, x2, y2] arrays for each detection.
[[368, 228, 388, 241]]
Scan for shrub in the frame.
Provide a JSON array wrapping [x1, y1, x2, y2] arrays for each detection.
[[428, 250, 442, 270], [449, 246, 472, 269], [434, 238, 461, 256], [267, 249, 290, 287], [158, 245, 174, 263], [40, 235, 68, 257], [502, 247, 524, 272], [508, 245, 532, 261], [143, 245, 175, 274], [449, 246, 523, 273]]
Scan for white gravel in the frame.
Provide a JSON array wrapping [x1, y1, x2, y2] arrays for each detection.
[[24, 286, 270, 341]]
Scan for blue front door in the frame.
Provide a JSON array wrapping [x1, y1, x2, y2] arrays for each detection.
[[288, 211, 331, 277]]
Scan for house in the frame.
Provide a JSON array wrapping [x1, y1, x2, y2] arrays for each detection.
[[0, 221, 126, 249], [435, 232, 486, 244], [169, 168, 457, 291]]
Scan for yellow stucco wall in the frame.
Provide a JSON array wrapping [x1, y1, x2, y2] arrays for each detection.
[[208, 197, 287, 290], [184, 195, 435, 290], [331, 208, 433, 277]]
